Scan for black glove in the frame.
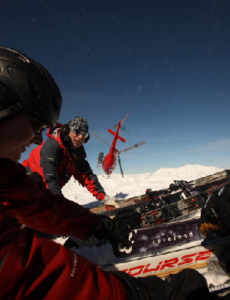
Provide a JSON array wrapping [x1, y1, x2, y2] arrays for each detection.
[[114, 209, 141, 229], [199, 192, 224, 235], [94, 215, 132, 249]]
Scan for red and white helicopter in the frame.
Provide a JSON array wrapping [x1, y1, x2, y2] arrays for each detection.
[[92, 114, 146, 177]]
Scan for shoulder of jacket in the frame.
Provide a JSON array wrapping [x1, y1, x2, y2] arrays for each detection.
[[41, 137, 61, 155]]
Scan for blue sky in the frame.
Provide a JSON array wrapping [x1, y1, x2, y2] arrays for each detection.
[[2, 0, 230, 175]]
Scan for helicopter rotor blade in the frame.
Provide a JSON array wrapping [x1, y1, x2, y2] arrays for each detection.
[[118, 153, 124, 177], [92, 131, 110, 147], [120, 141, 146, 153]]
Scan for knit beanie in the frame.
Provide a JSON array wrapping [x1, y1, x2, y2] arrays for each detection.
[[68, 116, 89, 133]]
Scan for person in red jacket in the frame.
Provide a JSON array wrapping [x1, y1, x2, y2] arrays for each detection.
[[0, 46, 211, 300], [22, 116, 119, 208]]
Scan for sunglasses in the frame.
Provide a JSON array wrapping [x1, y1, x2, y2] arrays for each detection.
[[73, 129, 89, 141]]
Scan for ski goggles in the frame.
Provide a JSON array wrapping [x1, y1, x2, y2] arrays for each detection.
[[73, 129, 90, 143]]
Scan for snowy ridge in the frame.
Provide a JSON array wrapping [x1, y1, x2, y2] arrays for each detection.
[[153, 164, 223, 180]]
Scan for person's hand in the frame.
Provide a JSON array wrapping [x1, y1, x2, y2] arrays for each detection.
[[94, 215, 132, 250], [102, 194, 120, 208]]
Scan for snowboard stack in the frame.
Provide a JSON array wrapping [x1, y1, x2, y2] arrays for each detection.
[[72, 170, 230, 294], [93, 170, 230, 230], [90, 169, 230, 215]]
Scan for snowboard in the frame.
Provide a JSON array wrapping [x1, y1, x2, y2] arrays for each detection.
[[102, 242, 213, 278], [103, 231, 230, 280], [116, 217, 202, 258], [66, 215, 202, 259]]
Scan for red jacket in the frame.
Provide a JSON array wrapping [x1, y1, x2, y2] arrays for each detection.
[[0, 159, 127, 300], [22, 124, 105, 200]]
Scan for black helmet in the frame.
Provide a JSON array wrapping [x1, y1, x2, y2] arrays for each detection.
[[0, 46, 62, 127]]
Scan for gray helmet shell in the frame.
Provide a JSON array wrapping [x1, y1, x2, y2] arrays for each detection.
[[0, 46, 62, 127]]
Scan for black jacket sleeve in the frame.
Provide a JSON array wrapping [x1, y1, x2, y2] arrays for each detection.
[[40, 138, 63, 195], [214, 183, 230, 231]]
